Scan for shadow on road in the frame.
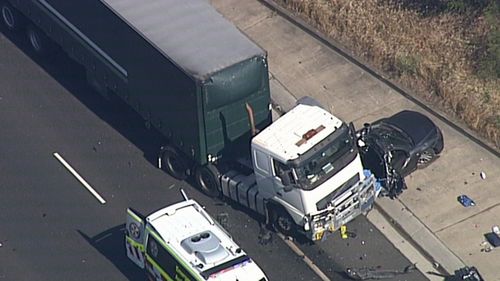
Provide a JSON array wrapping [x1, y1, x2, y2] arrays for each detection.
[[77, 225, 145, 281], [0, 26, 165, 169]]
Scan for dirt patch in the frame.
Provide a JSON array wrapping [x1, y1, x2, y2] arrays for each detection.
[[276, 0, 499, 148]]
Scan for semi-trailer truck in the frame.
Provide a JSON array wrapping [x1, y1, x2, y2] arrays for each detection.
[[1, 0, 377, 240]]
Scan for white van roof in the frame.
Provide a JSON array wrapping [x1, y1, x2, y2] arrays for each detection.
[[147, 199, 266, 280]]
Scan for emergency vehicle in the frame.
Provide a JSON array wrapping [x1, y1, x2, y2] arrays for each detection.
[[125, 190, 268, 281]]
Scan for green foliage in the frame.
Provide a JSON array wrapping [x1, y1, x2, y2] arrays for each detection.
[[395, 54, 419, 75], [478, 0, 500, 78], [446, 0, 490, 13]]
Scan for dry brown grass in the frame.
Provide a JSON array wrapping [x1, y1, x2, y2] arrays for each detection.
[[277, 0, 500, 148]]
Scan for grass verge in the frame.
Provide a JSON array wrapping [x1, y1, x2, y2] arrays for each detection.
[[276, 0, 500, 148]]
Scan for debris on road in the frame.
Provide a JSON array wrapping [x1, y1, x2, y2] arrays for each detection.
[[480, 241, 492, 253], [216, 212, 229, 229], [458, 195, 475, 207], [453, 266, 484, 281], [432, 262, 441, 269], [341, 225, 348, 239], [345, 263, 417, 280], [258, 226, 273, 245], [483, 225, 500, 249], [480, 171, 486, 180]]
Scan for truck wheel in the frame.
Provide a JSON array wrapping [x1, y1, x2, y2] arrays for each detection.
[[195, 164, 221, 198], [26, 25, 56, 56], [1, 2, 24, 30], [160, 146, 188, 180], [272, 208, 296, 237]]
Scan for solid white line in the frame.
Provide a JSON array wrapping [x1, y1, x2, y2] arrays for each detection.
[[277, 233, 331, 281], [53, 152, 106, 204]]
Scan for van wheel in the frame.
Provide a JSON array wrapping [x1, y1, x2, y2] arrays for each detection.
[[272, 208, 296, 237], [160, 146, 188, 180], [1, 2, 24, 30], [26, 25, 56, 56], [195, 164, 221, 198]]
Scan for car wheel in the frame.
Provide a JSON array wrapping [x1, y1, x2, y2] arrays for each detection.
[[417, 149, 437, 169]]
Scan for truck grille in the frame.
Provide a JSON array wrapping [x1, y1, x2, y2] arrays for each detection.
[[316, 173, 360, 211]]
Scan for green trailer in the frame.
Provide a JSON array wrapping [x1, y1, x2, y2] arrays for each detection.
[[1, 0, 271, 174]]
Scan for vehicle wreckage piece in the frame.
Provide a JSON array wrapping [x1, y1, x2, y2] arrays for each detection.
[[357, 110, 444, 198], [346, 263, 417, 280]]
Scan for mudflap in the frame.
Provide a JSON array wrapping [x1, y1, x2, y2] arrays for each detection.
[[125, 208, 146, 269]]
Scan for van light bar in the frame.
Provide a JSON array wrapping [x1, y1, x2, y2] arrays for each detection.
[[295, 125, 325, 146]]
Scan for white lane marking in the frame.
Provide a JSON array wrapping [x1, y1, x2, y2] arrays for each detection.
[[53, 152, 106, 204], [278, 233, 331, 281]]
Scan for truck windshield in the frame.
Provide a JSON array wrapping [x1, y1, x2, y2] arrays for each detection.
[[293, 125, 356, 190]]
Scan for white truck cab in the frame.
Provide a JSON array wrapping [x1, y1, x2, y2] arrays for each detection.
[[125, 193, 268, 281], [219, 101, 377, 241]]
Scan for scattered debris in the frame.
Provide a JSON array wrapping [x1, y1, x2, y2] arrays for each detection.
[[258, 226, 273, 245], [433, 262, 441, 269], [453, 266, 484, 281], [458, 195, 475, 207], [480, 241, 492, 253], [492, 225, 500, 235], [416, 187, 422, 191], [216, 213, 229, 229], [341, 225, 348, 239], [480, 172, 486, 180], [484, 225, 500, 248], [346, 263, 417, 280]]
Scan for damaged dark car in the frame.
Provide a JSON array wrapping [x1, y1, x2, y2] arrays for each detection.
[[357, 110, 444, 198]]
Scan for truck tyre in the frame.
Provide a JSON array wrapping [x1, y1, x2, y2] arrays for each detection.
[[160, 146, 189, 180], [272, 207, 296, 237], [1, 2, 24, 31], [195, 164, 221, 198], [26, 25, 56, 56]]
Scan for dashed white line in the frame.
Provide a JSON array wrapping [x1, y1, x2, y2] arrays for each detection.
[[53, 152, 106, 204]]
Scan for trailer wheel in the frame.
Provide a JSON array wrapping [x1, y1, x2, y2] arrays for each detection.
[[1, 2, 24, 30], [160, 146, 189, 180], [195, 164, 221, 198], [26, 25, 56, 56], [272, 207, 296, 237]]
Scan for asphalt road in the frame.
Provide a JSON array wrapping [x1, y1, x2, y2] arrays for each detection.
[[0, 24, 426, 281]]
